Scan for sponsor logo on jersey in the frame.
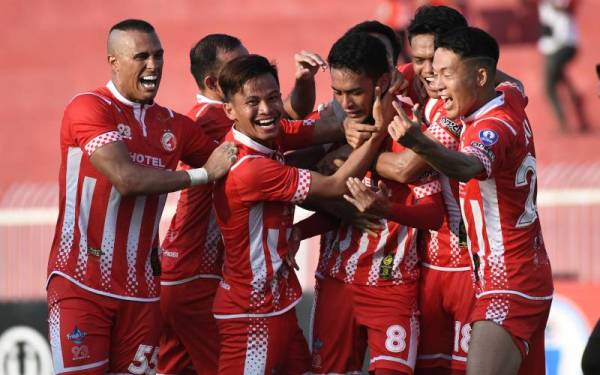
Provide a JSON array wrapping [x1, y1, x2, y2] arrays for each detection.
[[117, 123, 132, 140], [66, 326, 87, 345], [470, 141, 496, 161], [88, 247, 103, 257], [129, 152, 166, 168], [161, 130, 177, 152], [379, 253, 394, 280], [478, 129, 499, 146], [441, 117, 462, 137]]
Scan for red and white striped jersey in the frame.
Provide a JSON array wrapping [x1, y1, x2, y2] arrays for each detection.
[[47, 82, 217, 301], [213, 121, 315, 318], [458, 83, 553, 300], [420, 98, 471, 269], [160, 94, 232, 284], [322, 141, 442, 286]]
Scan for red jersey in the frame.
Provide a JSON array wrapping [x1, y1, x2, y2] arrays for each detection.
[[420, 98, 470, 269], [213, 121, 315, 318], [322, 141, 442, 286], [458, 83, 553, 300], [160, 95, 232, 284], [47, 82, 217, 301]]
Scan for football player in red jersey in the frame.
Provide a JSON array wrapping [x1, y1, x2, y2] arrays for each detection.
[[158, 33, 327, 375], [212, 53, 396, 375], [387, 27, 553, 375], [46, 20, 236, 375]]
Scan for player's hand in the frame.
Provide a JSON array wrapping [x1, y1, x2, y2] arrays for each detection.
[[349, 212, 385, 237], [285, 227, 302, 270], [294, 50, 327, 80], [388, 101, 423, 148], [372, 74, 406, 136], [316, 144, 352, 175], [343, 119, 377, 149], [204, 141, 237, 181], [343, 178, 392, 219]]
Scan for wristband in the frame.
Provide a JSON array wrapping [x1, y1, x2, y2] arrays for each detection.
[[186, 167, 209, 186]]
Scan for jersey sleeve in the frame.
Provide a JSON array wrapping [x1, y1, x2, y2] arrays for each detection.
[[196, 105, 232, 142], [408, 177, 442, 200], [428, 121, 460, 151], [65, 94, 123, 156], [233, 157, 312, 204], [179, 115, 219, 168], [279, 119, 316, 151], [460, 118, 515, 180]]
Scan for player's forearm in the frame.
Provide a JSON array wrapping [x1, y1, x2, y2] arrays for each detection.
[[326, 133, 386, 195], [410, 134, 483, 182], [113, 165, 192, 196], [285, 145, 328, 170], [384, 194, 444, 230], [284, 77, 316, 120], [293, 212, 339, 240], [374, 150, 427, 184], [301, 198, 358, 222]]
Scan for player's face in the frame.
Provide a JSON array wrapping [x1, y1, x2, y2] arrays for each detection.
[[224, 73, 284, 146], [110, 31, 164, 104], [432, 48, 478, 119], [410, 33, 437, 98], [331, 68, 376, 124]]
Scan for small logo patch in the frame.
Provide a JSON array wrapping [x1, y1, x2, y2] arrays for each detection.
[[117, 123, 132, 140], [66, 326, 87, 345], [72, 345, 90, 361], [161, 131, 177, 152], [88, 247, 103, 257], [478, 129, 499, 146], [379, 253, 394, 280]]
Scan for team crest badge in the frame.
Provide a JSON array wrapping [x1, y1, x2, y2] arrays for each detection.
[[66, 326, 87, 345], [161, 131, 177, 152], [478, 129, 499, 146]]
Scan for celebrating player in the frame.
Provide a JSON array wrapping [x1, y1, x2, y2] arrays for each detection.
[[212, 53, 394, 374], [158, 33, 327, 374], [387, 27, 553, 375], [46, 19, 236, 374]]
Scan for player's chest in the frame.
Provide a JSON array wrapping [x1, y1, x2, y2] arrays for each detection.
[[112, 107, 182, 169]]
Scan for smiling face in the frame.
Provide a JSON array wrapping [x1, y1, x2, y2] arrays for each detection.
[[410, 33, 437, 99], [108, 30, 164, 104], [432, 47, 480, 119], [223, 73, 284, 146]]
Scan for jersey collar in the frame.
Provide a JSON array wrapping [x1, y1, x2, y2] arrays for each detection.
[[106, 81, 155, 109], [232, 126, 275, 156], [196, 93, 223, 105], [464, 91, 505, 123]]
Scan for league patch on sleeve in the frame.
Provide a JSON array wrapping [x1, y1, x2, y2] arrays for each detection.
[[478, 129, 499, 146], [470, 141, 496, 161]]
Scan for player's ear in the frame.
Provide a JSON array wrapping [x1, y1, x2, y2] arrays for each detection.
[[204, 75, 219, 91], [108, 55, 118, 71], [376, 72, 391, 94], [477, 66, 489, 88], [223, 102, 237, 121]]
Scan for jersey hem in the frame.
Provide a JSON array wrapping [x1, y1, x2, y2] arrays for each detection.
[[421, 262, 471, 272], [47, 272, 160, 302], [213, 296, 301, 319], [476, 289, 553, 301], [160, 273, 222, 286]]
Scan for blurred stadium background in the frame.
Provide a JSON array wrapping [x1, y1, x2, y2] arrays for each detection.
[[1, 0, 599, 374]]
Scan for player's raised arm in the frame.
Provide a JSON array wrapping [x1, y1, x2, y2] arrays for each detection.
[[284, 50, 327, 119]]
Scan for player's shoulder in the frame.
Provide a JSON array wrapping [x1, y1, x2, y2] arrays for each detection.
[[66, 87, 113, 112], [396, 62, 414, 77]]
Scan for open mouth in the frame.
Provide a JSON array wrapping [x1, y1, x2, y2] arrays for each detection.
[[254, 117, 278, 130], [140, 75, 158, 90], [423, 76, 437, 91], [440, 94, 454, 110]]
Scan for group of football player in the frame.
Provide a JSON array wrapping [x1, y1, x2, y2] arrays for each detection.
[[46, 4, 553, 375]]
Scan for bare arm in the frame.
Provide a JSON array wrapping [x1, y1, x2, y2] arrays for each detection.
[[284, 51, 327, 119], [388, 102, 483, 182], [89, 141, 237, 196]]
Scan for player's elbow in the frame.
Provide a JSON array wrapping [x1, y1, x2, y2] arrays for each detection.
[[112, 168, 143, 197]]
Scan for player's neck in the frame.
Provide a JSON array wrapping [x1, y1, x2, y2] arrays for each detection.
[[198, 88, 223, 103], [466, 87, 499, 118]]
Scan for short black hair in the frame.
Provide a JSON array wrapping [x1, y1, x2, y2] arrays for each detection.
[[407, 6, 467, 43], [328, 32, 389, 81], [345, 20, 401, 65], [190, 34, 243, 89], [218, 54, 279, 101], [110, 19, 155, 34], [435, 27, 499, 74]]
